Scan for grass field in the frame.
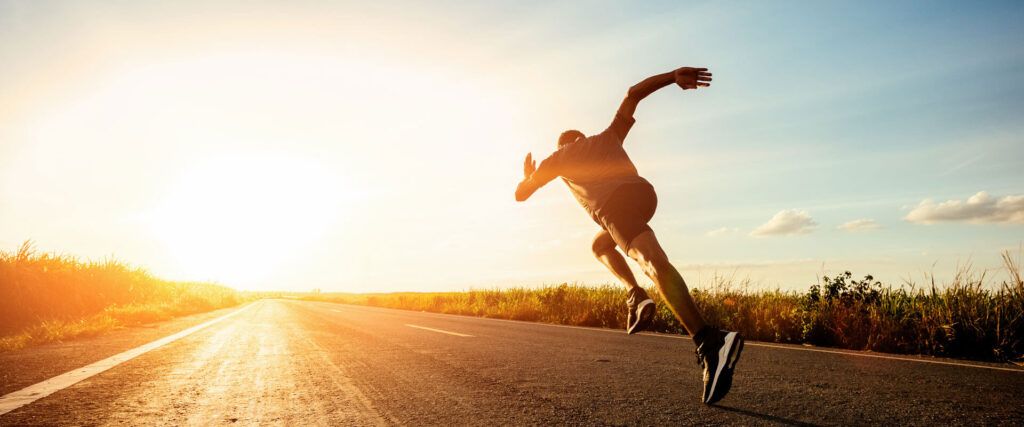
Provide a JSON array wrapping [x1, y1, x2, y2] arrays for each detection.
[[303, 251, 1024, 363], [4, 238, 1020, 363], [0, 241, 243, 352]]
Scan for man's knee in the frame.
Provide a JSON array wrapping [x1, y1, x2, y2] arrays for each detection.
[[591, 231, 616, 257]]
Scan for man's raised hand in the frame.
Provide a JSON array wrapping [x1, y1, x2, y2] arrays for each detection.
[[674, 67, 712, 90], [523, 152, 536, 179]]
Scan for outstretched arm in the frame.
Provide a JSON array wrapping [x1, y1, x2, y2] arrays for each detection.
[[616, 67, 712, 119]]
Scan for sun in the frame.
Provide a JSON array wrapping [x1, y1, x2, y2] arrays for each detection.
[[147, 152, 342, 287]]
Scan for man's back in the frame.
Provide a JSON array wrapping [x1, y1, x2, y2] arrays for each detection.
[[538, 114, 649, 215]]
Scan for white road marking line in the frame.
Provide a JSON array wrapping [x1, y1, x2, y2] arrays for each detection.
[[0, 303, 256, 416], [404, 324, 474, 337], [324, 303, 1024, 374]]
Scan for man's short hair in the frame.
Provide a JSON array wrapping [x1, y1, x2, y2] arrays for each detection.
[[558, 130, 585, 148]]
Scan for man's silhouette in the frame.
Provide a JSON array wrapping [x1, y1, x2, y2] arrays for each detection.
[[515, 66, 743, 404]]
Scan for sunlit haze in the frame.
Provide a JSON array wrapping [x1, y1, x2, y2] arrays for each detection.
[[2, 1, 1022, 292]]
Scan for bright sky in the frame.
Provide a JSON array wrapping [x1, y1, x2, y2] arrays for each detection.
[[2, 1, 1022, 292]]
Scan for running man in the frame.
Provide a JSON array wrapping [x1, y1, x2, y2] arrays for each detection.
[[514, 66, 743, 404]]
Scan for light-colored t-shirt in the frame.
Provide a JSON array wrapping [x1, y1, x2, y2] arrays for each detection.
[[531, 113, 649, 218]]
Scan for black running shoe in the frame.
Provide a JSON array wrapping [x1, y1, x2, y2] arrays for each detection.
[[695, 329, 744, 404], [626, 287, 655, 334]]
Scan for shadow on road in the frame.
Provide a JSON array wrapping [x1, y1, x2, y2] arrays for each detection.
[[713, 404, 819, 426]]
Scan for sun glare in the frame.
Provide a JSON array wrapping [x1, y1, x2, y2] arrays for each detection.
[[8, 39, 524, 292], [147, 153, 342, 287]]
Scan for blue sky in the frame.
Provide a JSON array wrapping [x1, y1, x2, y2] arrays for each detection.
[[1, 1, 1021, 291]]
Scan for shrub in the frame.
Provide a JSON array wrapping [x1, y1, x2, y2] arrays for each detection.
[[303, 250, 1024, 362]]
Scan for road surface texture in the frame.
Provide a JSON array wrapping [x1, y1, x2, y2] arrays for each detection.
[[1, 299, 1022, 425]]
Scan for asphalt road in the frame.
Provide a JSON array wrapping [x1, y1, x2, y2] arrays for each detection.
[[1, 299, 1022, 426]]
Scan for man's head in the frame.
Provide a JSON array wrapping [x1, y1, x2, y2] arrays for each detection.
[[558, 130, 585, 149]]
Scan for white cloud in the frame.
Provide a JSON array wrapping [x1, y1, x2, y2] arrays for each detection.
[[706, 227, 739, 237], [905, 191, 1024, 224], [838, 219, 881, 232], [751, 209, 817, 237]]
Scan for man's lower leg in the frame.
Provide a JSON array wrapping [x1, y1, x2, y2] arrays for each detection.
[[595, 249, 640, 290], [650, 260, 707, 337], [594, 241, 654, 333]]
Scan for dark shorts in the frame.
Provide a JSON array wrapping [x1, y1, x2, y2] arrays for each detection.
[[594, 182, 658, 251]]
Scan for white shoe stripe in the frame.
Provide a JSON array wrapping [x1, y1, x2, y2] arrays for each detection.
[[636, 299, 654, 312], [707, 331, 736, 402], [628, 299, 655, 333]]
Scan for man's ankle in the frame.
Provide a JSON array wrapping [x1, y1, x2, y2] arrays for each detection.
[[626, 286, 646, 301], [692, 326, 714, 347]]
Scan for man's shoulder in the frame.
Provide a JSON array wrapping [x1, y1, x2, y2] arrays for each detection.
[[554, 134, 624, 164], [581, 132, 627, 153]]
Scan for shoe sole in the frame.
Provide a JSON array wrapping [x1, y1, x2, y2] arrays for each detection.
[[705, 332, 744, 404], [627, 299, 655, 334]]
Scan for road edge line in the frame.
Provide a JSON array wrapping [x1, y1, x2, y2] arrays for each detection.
[[0, 302, 257, 416]]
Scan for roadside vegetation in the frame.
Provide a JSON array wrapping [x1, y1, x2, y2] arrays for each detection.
[[0, 241, 243, 352], [305, 251, 1023, 363]]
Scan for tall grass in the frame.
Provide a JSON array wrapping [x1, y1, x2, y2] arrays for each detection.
[[305, 251, 1024, 362], [0, 241, 243, 351]]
